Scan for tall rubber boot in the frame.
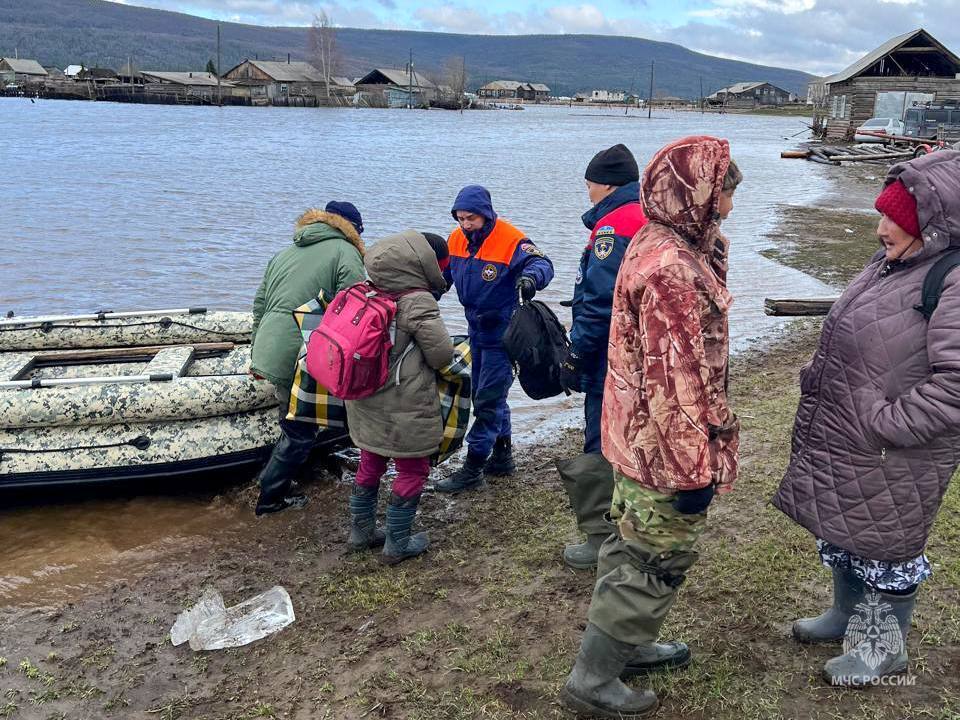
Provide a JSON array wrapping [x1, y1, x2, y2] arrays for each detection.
[[793, 567, 866, 644], [381, 493, 430, 565], [621, 641, 691, 677], [348, 484, 386, 552], [435, 452, 486, 493], [557, 453, 615, 570], [823, 588, 916, 687], [255, 479, 308, 516], [484, 437, 516, 476], [560, 623, 659, 719]]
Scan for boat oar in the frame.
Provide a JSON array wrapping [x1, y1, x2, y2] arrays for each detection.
[[0, 373, 175, 390], [0, 307, 208, 328]]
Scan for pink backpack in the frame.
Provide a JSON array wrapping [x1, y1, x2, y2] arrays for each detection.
[[305, 282, 408, 400]]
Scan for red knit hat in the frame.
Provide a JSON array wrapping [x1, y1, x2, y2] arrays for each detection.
[[875, 180, 921, 239]]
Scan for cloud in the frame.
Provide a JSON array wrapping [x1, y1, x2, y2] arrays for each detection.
[[544, 4, 612, 32]]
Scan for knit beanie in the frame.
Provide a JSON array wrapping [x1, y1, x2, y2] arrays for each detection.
[[585, 144, 640, 186], [325, 200, 364, 236], [875, 180, 921, 239], [421, 232, 450, 271]]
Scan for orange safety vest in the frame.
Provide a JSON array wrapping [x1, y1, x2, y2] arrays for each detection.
[[448, 219, 527, 265]]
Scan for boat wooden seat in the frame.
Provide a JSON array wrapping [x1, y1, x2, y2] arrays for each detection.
[[143, 346, 196, 378]]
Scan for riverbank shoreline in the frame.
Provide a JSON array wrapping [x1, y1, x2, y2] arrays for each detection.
[[3, 170, 958, 719]]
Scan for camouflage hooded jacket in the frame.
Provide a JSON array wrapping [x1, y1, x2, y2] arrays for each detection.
[[601, 136, 739, 494]]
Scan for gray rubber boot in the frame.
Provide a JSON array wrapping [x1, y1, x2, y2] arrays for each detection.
[[823, 588, 916, 687], [347, 484, 386, 552], [381, 493, 430, 565], [563, 533, 609, 570], [559, 623, 659, 719], [793, 567, 866, 644], [622, 641, 692, 677], [435, 452, 486, 493]]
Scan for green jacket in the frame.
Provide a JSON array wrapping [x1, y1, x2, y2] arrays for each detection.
[[251, 209, 365, 391], [345, 230, 454, 458]]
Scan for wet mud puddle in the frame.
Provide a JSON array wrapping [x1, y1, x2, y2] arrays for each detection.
[[0, 495, 250, 609]]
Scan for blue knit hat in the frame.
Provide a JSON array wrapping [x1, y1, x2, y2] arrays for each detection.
[[325, 200, 364, 235]]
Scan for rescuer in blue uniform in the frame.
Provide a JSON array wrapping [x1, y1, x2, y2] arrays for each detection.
[[557, 144, 647, 569], [436, 185, 555, 492]]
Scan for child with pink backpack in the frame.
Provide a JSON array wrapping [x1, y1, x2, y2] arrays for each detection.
[[338, 230, 453, 564]]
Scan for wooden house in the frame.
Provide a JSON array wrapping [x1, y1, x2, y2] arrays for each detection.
[[707, 81, 791, 107], [355, 68, 437, 105], [478, 80, 524, 99], [223, 59, 326, 100], [0, 58, 48, 84], [817, 28, 960, 140]]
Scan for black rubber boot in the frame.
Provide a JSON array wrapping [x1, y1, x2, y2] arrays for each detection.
[[255, 480, 308, 517], [483, 437, 516, 476], [560, 623, 659, 719], [348, 484, 386, 552], [823, 588, 916, 687], [435, 452, 487, 493], [793, 567, 866, 644], [381, 493, 430, 565], [622, 641, 692, 677]]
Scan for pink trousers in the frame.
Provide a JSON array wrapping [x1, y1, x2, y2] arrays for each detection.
[[354, 450, 430, 498]]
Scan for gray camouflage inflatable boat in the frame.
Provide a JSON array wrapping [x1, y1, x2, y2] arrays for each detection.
[[0, 308, 303, 489]]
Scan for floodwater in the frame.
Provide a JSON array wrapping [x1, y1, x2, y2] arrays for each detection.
[[0, 98, 840, 607]]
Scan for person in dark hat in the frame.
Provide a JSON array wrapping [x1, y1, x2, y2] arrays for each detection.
[[555, 144, 648, 570], [251, 202, 366, 515]]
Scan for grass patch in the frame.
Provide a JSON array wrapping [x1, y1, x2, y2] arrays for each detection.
[[319, 568, 413, 612]]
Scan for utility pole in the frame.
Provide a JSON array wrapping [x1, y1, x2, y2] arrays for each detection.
[[216, 23, 222, 107], [408, 48, 413, 109], [647, 60, 654, 119], [699, 76, 704, 114]]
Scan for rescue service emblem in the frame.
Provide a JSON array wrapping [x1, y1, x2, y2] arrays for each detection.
[[575, 266, 583, 285], [594, 238, 614, 260], [520, 242, 544, 257], [481, 263, 498, 281], [595, 225, 616, 237]]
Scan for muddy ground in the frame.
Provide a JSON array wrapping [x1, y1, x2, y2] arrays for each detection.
[[2, 168, 959, 720]]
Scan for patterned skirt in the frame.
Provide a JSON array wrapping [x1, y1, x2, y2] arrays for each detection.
[[816, 538, 931, 591]]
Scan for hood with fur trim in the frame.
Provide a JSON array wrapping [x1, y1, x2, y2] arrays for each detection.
[[294, 209, 366, 255]]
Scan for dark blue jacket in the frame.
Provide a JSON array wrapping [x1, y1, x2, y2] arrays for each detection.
[[571, 181, 646, 393], [445, 185, 554, 347]]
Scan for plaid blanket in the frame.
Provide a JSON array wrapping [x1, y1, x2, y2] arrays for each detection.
[[287, 295, 471, 464]]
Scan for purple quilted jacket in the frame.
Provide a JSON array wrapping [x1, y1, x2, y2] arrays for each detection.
[[774, 150, 960, 562]]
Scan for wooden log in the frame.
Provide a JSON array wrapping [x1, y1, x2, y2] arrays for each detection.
[[781, 150, 811, 159], [764, 298, 837, 316], [809, 153, 839, 166], [833, 152, 912, 162], [30, 342, 235, 366]]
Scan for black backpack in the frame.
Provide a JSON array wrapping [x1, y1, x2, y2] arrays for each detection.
[[502, 300, 571, 400], [916, 248, 960, 320]]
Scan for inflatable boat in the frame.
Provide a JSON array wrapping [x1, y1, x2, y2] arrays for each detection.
[[0, 308, 344, 489]]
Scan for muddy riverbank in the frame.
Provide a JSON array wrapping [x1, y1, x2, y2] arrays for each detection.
[[2, 166, 959, 719]]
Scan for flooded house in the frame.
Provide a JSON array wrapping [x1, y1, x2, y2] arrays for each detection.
[[0, 57, 48, 85], [707, 82, 792, 107], [813, 28, 960, 140], [355, 68, 437, 106], [222, 59, 327, 102], [477, 80, 550, 101]]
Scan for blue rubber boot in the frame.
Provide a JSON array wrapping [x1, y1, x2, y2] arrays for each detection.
[[348, 484, 386, 552], [381, 493, 430, 565]]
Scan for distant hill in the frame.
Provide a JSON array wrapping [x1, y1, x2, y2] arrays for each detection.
[[0, 0, 815, 97]]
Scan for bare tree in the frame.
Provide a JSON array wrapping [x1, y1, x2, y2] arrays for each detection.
[[308, 10, 338, 99], [444, 56, 468, 110]]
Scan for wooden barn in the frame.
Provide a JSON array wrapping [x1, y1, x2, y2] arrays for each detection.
[[816, 28, 960, 140]]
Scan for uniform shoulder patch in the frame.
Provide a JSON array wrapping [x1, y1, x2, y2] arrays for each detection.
[[481, 263, 499, 282], [519, 242, 544, 257], [594, 237, 615, 260], [595, 225, 616, 237]]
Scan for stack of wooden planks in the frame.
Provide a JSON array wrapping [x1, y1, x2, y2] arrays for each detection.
[[781, 145, 914, 165]]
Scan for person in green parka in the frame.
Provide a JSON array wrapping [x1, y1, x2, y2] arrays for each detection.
[[251, 201, 366, 515]]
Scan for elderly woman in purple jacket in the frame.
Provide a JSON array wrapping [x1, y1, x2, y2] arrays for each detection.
[[774, 150, 960, 687]]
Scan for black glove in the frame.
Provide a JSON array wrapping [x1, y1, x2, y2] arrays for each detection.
[[671, 485, 716, 515], [517, 276, 537, 302], [559, 349, 583, 393]]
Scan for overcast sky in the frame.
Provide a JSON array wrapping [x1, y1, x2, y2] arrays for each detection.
[[109, 0, 959, 75]]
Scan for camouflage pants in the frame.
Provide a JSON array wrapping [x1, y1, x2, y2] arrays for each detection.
[[587, 473, 708, 646]]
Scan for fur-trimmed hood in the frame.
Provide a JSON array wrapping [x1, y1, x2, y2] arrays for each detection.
[[294, 209, 366, 255]]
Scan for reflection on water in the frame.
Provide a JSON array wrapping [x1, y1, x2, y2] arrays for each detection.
[[1, 99, 836, 607]]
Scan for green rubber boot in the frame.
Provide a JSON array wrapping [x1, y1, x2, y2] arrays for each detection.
[[557, 453, 615, 570]]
